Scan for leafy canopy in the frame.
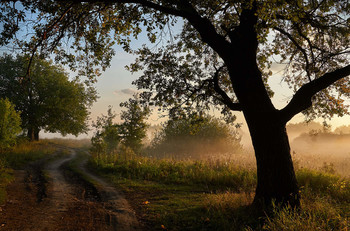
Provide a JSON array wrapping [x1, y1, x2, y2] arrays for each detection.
[[91, 106, 121, 155], [0, 1, 349, 121], [119, 95, 151, 153], [0, 54, 97, 137], [0, 98, 21, 149]]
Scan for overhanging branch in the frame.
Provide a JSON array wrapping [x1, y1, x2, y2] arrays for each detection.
[[25, 3, 75, 80], [66, 0, 232, 60], [274, 26, 312, 82], [69, 0, 189, 18], [280, 64, 350, 122], [213, 65, 242, 111]]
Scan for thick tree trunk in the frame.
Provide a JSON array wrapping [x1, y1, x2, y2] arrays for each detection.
[[27, 127, 35, 141], [27, 127, 40, 141], [34, 128, 40, 141], [244, 111, 300, 208], [183, 2, 301, 208], [225, 53, 300, 208]]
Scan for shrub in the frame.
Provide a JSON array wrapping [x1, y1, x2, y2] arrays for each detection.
[[0, 98, 21, 149], [149, 113, 242, 159]]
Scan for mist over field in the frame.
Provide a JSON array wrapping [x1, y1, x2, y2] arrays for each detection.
[[288, 123, 350, 177], [145, 122, 350, 177]]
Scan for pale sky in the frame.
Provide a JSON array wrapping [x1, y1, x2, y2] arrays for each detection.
[[44, 48, 350, 139], [1, 2, 348, 140], [5, 14, 344, 139]]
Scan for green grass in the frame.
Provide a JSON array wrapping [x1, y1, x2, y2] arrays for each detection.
[[90, 153, 256, 193], [0, 140, 58, 204], [0, 141, 57, 169], [89, 152, 350, 231], [43, 138, 91, 149], [261, 193, 349, 231]]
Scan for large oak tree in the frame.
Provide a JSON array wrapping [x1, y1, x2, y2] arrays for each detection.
[[0, 54, 97, 140], [1, 0, 349, 207]]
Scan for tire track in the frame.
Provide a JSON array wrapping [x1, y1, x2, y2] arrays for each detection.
[[0, 148, 142, 231], [73, 149, 141, 231]]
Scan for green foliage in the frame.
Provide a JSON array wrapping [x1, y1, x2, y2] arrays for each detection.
[[2, 0, 349, 207], [150, 112, 242, 159], [91, 95, 150, 156], [1, 1, 348, 120], [0, 140, 56, 169], [0, 98, 21, 149], [91, 106, 121, 155], [119, 96, 150, 153], [0, 54, 97, 139], [262, 199, 348, 231], [297, 168, 350, 202], [90, 153, 256, 192]]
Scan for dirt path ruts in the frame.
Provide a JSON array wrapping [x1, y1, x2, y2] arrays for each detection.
[[0, 148, 141, 231], [73, 149, 141, 231]]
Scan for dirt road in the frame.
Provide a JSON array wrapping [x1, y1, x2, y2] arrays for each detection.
[[0, 148, 141, 231]]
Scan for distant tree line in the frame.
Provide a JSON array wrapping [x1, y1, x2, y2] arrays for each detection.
[[148, 112, 242, 159], [90, 101, 242, 160]]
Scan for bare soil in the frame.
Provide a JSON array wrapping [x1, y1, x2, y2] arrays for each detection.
[[0, 148, 141, 231]]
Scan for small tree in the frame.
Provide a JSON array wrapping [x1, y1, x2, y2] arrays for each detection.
[[91, 95, 150, 157], [91, 107, 121, 156], [150, 112, 242, 159], [0, 98, 21, 149], [119, 95, 150, 154]]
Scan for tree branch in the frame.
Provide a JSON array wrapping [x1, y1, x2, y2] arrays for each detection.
[[67, 0, 188, 17], [293, 23, 315, 66], [65, 0, 232, 60], [213, 65, 242, 111], [280, 64, 350, 122], [25, 2, 75, 80], [274, 26, 312, 82]]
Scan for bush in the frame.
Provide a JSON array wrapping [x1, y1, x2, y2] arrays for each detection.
[[149, 113, 242, 159], [0, 98, 21, 149]]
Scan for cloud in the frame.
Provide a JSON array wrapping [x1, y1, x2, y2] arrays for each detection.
[[270, 63, 286, 74], [113, 88, 139, 96]]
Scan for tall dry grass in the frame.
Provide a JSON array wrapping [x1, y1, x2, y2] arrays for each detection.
[[89, 146, 350, 230]]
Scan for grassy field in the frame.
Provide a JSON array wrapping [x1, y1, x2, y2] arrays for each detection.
[[0, 141, 58, 204], [89, 152, 350, 231]]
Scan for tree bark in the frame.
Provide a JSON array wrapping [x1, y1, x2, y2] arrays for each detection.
[[225, 61, 300, 208], [34, 128, 40, 141], [245, 112, 300, 208], [27, 127, 35, 141], [27, 127, 40, 141]]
